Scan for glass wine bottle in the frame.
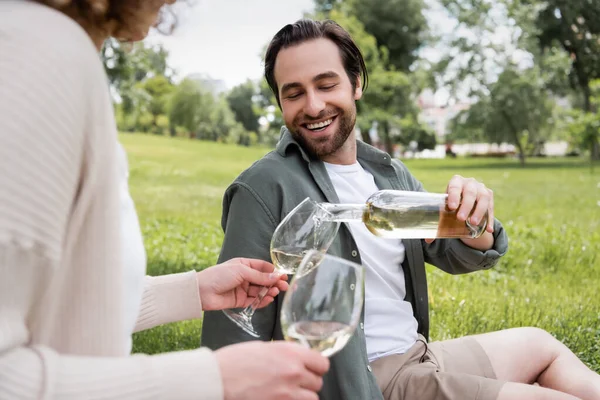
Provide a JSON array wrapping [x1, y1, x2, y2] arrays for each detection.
[[318, 190, 488, 239]]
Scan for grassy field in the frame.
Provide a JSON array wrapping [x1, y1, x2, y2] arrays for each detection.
[[121, 134, 600, 372]]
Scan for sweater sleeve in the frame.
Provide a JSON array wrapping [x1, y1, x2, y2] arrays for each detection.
[[134, 272, 204, 333], [0, 2, 223, 399], [0, 246, 223, 400]]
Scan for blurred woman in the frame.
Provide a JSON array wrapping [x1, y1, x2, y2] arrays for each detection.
[[0, 1, 329, 399]]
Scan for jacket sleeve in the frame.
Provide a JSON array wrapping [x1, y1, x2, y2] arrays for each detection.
[[422, 219, 509, 274], [392, 159, 509, 274], [201, 182, 279, 348]]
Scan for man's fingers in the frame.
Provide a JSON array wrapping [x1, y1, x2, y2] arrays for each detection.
[[456, 179, 478, 221], [446, 175, 464, 210], [487, 189, 495, 233], [469, 189, 489, 226]]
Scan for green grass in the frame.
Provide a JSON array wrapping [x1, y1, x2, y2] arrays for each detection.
[[122, 134, 600, 372]]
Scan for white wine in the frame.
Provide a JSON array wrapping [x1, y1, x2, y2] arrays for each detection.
[[363, 202, 485, 239], [270, 249, 308, 274], [284, 321, 353, 357], [319, 190, 487, 239]]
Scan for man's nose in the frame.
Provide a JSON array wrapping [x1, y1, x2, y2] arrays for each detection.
[[303, 91, 326, 118]]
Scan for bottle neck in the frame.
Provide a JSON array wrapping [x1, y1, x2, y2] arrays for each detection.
[[318, 202, 368, 222]]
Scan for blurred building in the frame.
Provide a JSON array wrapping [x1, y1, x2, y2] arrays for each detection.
[[417, 92, 471, 141], [187, 73, 229, 97]]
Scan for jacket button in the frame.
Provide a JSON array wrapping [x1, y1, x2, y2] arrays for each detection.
[[367, 365, 373, 372], [351, 250, 358, 257], [360, 322, 364, 330]]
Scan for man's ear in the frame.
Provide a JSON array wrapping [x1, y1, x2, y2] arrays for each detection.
[[354, 77, 363, 100]]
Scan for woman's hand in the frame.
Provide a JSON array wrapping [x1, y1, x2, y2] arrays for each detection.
[[196, 258, 288, 311]]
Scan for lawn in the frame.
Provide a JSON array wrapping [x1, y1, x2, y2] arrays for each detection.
[[121, 134, 600, 372]]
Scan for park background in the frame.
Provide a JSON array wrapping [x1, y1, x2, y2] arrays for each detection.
[[105, 0, 600, 372]]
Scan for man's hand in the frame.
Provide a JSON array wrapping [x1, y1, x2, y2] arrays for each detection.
[[196, 258, 288, 311], [216, 341, 330, 400], [425, 174, 495, 251]]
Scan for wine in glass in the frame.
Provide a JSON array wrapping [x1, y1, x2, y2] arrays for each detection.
[[223, 197, 340, 337], [280, 250, 365, 357]]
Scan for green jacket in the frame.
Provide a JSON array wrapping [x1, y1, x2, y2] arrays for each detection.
[[201, 128, 509, 400]]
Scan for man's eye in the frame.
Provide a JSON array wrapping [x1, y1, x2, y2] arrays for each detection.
[[320, 84, 337, 90], [286, 93, 302, 99]]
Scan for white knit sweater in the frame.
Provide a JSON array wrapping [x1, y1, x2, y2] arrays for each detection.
[[0, 2, 223, 399]]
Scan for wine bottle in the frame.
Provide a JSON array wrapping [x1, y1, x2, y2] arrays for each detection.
[[318, 190, 488, 239]]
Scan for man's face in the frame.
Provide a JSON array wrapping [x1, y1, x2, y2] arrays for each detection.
[[274, 38, 362, 160]]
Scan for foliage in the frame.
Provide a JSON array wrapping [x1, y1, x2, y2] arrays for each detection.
[[438, 0, 600, 160], [449, 66, 556, 165], [168, 79, 211, 138], [516, 0, 600, 159], [226, 80, 261, 134], [564, 80, 600, 157], [346, 0, 429, 72], [397, 115, 438, 151]]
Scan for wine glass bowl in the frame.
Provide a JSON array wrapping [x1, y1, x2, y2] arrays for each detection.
[[280, 250, 365, 357], [270, 198, 340, 275], [223, 197, 340, 337]]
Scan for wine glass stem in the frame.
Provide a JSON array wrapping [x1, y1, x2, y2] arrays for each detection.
[[241, 285, 271, 318]]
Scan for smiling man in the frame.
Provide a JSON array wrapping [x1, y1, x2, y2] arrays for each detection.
[[201, 19, 600, 400]]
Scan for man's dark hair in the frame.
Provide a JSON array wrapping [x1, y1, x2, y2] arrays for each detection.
[[264, 19, 369, 107]]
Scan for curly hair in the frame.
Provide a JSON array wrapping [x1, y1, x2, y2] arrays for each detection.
[[35, 0, 178, 41]]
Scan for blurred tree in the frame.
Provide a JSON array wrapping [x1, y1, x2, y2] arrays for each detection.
[[138, 75, 176, 134], [361, 68, 417, 154], [168, 79, 213, 138], [439, 0, 600, 159], [347, 0, 430, 72], [449, 66, 555, 165], [169, 79, 252, 143], [208, 97, 242, 144], [102, 40, 176, 134], [101, 40, 173, 92], [517, 0, 600, 159], [314, 0, 341, 14], [564, 79, 600, 160], [226, 80, 260, 134], [397, 115, 438, 151]]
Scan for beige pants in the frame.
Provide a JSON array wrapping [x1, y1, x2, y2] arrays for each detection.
[[370, 335, 505, 400]]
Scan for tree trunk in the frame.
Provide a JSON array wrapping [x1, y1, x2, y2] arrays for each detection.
[[583, 84, 600, 161], [515, 141, 526, 167], [360, 129, 372, 145], [383, 121, 394, 156], [501, 109, 526, 167], [592, 138, 600, 162], [583, 83, 592, 113]]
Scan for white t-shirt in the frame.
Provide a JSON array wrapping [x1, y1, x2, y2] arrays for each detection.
[[324, 162, 418, 362], [117, 143, 147, 352]]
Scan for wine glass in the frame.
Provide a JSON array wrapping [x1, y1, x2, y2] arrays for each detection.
[[280, 250, 365, 357], [223, 197, 340, 337]]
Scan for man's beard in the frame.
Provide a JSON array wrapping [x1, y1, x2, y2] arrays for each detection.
[[288, 106, 356, 159]]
